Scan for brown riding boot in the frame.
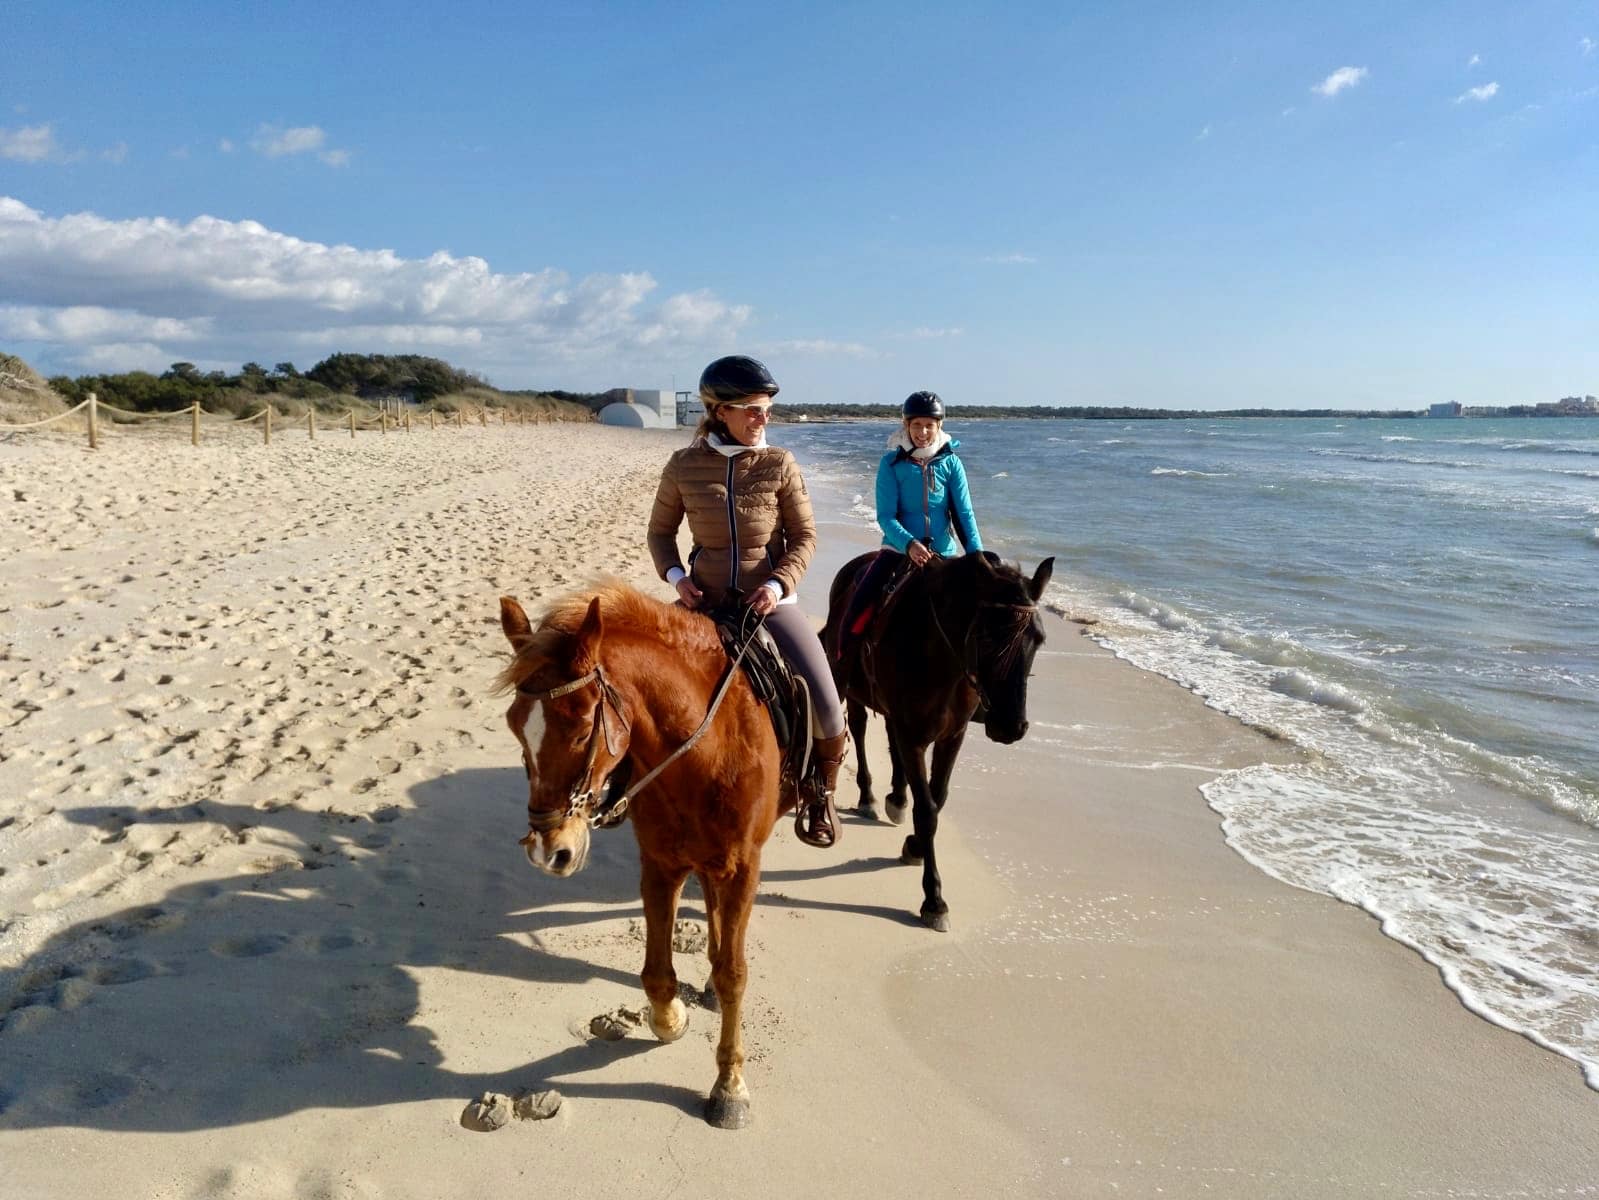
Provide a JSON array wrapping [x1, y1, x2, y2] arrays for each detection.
[[795, 732, 848, 849]]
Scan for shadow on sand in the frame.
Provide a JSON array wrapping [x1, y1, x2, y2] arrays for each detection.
[[0, 766, 903, 1131]]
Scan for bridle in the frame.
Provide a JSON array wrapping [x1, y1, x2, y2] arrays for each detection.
[[516, 665, 631, 833], [925, 591, 1037, 708], [513, 623, 761, 837]]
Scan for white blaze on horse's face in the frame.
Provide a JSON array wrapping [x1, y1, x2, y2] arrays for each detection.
[[508, 696, 592, 878]]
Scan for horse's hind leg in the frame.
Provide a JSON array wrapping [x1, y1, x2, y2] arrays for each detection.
[[640, 856, 689, 1042], [703, 861, 760, 1130], [847, 698, 878, 819]]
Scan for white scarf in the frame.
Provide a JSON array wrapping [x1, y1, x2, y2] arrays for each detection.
[[887, 429, 951, 460], [707, 430, 767, 456]]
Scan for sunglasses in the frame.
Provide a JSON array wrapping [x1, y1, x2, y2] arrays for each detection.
[[720, 403, 772, 416]]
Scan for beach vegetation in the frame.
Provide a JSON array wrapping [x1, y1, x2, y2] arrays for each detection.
[[37, 352, 595, 422]]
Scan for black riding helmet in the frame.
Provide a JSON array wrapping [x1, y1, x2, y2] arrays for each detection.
[[903, 390, 944, 420], [699, 355, 780, 404]]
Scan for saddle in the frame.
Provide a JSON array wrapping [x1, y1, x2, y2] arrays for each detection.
[[833, 550, 916, 665], [709, 602, 814, 787]]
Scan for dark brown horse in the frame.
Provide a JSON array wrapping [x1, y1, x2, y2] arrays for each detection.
[[495, 584, 791, 1129], [824, 551, 1053, 931]]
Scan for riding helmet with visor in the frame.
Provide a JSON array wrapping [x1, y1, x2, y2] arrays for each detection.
[[699, 355, 780, 405], [902, 391, 944, 420]]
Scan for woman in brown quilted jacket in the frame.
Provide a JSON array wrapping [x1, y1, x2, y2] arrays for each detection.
[[647, 355, 847, 849]]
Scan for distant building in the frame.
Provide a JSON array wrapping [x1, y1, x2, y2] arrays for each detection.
[[1428, 401, 1462, 418], [675, 390, 704, 427], [597, 388, 676, 428]]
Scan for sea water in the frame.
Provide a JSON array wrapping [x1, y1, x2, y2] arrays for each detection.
[[784, 415, 1599, 1088]]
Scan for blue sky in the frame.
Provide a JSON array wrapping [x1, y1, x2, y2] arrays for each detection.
[[2, 1, 1596, 409]]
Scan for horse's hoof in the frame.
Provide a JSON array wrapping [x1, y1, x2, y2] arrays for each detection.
[[857, 803, 879, 822], [900, 835, 923, 864], [885, 799, 908, 826], [700, 983, 720, 1012], [648, 997, 689, 1043], [921, 909, 950, 933], [704, 1088, 752, 1130]]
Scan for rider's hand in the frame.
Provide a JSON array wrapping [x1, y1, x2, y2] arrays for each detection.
[[746, 586, 778, 616], [907, 541, 933, 567], [675, 577, 704, 609]]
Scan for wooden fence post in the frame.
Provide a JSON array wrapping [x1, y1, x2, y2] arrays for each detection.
[[309, 409, 316, 440], [405, 409, 411, 433], [479, 407, 487, 428], [429, 409, 436, 431], [381, 408, 388, 435], [264, 405, 272, 445], [87, 391, 98, 450], [191, 402, 200, 446], [349, 411, 356, 438], [455, 410, 462, 429]]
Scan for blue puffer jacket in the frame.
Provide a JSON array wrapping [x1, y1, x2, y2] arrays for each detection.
[[875, 436, 983, 557]]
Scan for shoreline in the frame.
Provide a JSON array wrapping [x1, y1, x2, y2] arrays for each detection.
[[2, 423, 1595, 1198]]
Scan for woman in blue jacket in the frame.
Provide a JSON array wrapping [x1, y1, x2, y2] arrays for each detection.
[[835, 392, 983, 660], [876, 390, 982, 565]]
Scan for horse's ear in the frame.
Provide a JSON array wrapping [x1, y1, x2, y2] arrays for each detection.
[[572, 596, 604, 668], [500, 596, 533, 649], [1029, 557, 1055, 602], [973, 549, 997, 575]]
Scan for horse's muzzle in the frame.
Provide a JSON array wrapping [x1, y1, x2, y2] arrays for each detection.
[[520, 820, 591, 877], [984, 717, 1028, 745]]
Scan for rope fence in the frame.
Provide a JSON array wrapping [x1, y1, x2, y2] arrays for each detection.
[[0, 392, 563, 449]]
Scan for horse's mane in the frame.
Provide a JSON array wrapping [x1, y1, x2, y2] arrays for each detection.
[[494, 579, 721, 694]]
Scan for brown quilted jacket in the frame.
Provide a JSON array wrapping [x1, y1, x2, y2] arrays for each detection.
[[647, 439, 816, 606]]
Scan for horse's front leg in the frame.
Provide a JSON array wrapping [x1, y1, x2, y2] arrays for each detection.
[[640, 855, 689, 1042], [696, 869, 721, 1011], [847, 697, 878, 819], [703, 860, 760, 1129], [888, 722, 947, 931], [883, 726, 912, 825], [929, 726, 967, 813]]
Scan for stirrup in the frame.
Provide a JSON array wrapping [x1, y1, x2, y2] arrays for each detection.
[[794, 793, 839, 849]]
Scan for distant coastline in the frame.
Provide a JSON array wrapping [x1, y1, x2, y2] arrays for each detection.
[[779, 402, 1599, 422]]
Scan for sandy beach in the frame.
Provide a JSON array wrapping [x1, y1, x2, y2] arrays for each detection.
[[2, 420, 1596, 1199]]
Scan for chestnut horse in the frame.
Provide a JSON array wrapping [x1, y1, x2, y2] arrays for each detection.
[[824, 552, 1053, 931], [495, 584, 788, 1130]]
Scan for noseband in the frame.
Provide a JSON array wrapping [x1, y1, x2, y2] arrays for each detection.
[[516, 665, 632, 832]]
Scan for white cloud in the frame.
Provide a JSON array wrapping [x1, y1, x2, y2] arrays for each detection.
[[101, 142, 128, 164], [757, 339, 874, 358], [1455, 82, 1500, 103], [1196, 124, 1212, 141], [252, 124, 326, 156], [1582, 37, 1595, 57], [0, 123, 62, 162], [903, 327, 963, 340], [1281, 106, 1297, 118], [0, 305, 211, 343], [1468, 53, 1482, 68], [1312, 66, 1369, 97], [250, 124, 350, 166], [0, 196, 752, 379], [982, 252, 1037, 265], [218, 138, 235, 153]]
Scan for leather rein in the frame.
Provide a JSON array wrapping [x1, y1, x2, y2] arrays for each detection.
[[514, 621, 762, 836]]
